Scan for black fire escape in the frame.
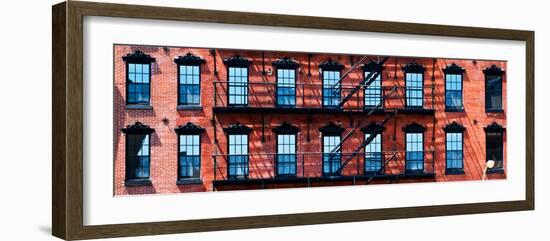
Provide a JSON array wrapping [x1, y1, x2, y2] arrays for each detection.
[[211, 52, 436, 190]]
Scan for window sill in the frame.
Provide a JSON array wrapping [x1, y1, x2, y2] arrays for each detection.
[[487, 168, 505, 174], [176, 178, 203, 185], [176, 105, 203, 111], [126, 104, 153, 110], [124, 179, 152, 186], [486, 109, 504, 113], [445, 108, 465, 113], [445, 169, 465, 175]]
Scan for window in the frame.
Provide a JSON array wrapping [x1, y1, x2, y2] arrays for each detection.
[[323, 135, 341, 175], [127, 63, 151, 105], [444, 122, 465, 174], [484, 65, 504, 112], [175, 122, 205, 183], [364, 71, 382, 108], [228, 67, 248, 106], [224, 55, 251, 106], [277, 134, 297, 176], [319, 59, 344, 108], [322, 70, 341, 107], [320, 122, 344, 176], [121, 122, 154, 185], [273, 122, 300, 177], [122, 50, 155, 106], [126, 134, 150, 180], [404, 123, 426, 173], [178, 65, 201, 106], [403, 63, 425, 109], [485, 122, 505, 172], [228, 134, 249, 178], [444, 63, 465, 111], [364, 133, 382, 173], [175, 53, 205, 107], [276, 68, 296, 107], [178, 135, 200, 179]]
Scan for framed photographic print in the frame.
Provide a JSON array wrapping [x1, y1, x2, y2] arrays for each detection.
[[52, 1, 534, 240]]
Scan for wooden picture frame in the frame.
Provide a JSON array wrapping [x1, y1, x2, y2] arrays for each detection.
[[52, 1, 534, 240]]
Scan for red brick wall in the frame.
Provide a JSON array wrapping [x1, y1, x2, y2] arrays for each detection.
[[114, 45, 506, 195]]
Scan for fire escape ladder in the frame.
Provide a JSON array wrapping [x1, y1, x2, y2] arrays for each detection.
[[328, 55, 369, 90], [335, 56, 389, 109], [327, 86, 398, 155], [333, 113, 394, 174], [366, 151, 398, 184]]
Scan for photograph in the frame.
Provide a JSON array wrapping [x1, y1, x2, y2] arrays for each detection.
[[114, 45, 507, 195]]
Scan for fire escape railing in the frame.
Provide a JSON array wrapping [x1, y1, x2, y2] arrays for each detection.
[[212, 150, 436, 182]]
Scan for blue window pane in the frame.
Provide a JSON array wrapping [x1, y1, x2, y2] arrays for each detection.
[[228, 134, 249, 178], [405, 133, 424, 172], [178, 64, 201, 105], [127, 63, 151, 104], [179, 134, 201, 178], [276, 69, 296, 106], [323, 135, 341, 175], [365, 134, 382, 173], [446, 132, 463, 169], [405, 73, 423, 108], [277, 134, 296, 175], [364, 71, 382, 107], [445, 74, 463, 109], [228, 67, 248, 105], [323, 70, 341, 107]]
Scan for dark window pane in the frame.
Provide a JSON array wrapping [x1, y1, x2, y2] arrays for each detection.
[[126, 134, 150, 180], [486, 75, 502, 111], [486, 132, 503, 169]]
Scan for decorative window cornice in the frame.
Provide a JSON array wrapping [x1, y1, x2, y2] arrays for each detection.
[[443, 121, 466, 132], [403, 122, 426, 133], [484, 122, 505, 133], [361, 122, 386, 134], [319, 58, 344, 71], [174, 122, 205, 135], [361, 60, 385, 72], [402, 62, 426, 73], [174, 52, 206, 65], [223, 122, 252, 134], [443, 63, 465, 74], [272, 122, 300, 134], [483, 65, 505, 75], [272, 57, 300, 69], [319, 122, 345, 135], [122, 50, 155, 63], [121, 122, 155, 134], [223, 55, 251, 67]]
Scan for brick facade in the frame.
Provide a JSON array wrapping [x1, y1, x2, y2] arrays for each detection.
[[114, 45, 506, 195]]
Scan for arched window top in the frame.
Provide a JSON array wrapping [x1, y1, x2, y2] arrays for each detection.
[[484, 122, 506, 133], [223, 122, 252, 134], [174, 52, 205, 65], [272, 122, 300, 134], [121, 122, 155, 134], [483, 65, 505, 75], [272, 57, 300, 69], [402, 61, 426, 73], [361, 60, 385, 72], [403, 122, 426, 133], [319, 58, 344, 71], [443, 63, 465, 74], [174, 122, 205, 135], [122, 50, 155, 63], [361, 122, 386, 134], [319, 122, 345, 135], [443, 121, 466, 132], [223, 55, 251, 67]]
